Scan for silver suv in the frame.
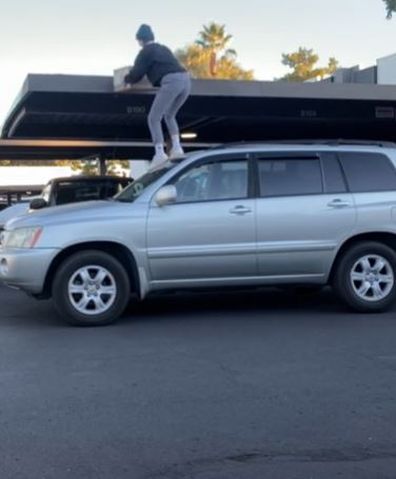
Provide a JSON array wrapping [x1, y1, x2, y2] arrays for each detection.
[[2, 143, 396, 326]]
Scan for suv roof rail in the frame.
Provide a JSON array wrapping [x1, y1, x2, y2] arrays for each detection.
[[211, 139, 396, 150]]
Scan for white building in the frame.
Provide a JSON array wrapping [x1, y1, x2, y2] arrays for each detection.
[[325, 53, 396, 85]]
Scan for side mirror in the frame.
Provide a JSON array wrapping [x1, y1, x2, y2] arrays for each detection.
[[30, 198, 48, 210], [154, 185, 177, 207]]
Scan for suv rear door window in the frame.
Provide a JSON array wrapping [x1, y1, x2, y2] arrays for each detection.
[[258, 158, 323, 197], [339, 152, 396, 193]]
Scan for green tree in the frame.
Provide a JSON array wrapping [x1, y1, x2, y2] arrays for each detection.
[[176, 22, 254, 80], [106, 160, 129, 175], [384, 0, 396, 18], [280, 47, 339, 82]]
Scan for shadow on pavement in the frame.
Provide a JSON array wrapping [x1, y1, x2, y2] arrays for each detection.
[[124, 286, 344, 321], [1, 282, 392, 329]]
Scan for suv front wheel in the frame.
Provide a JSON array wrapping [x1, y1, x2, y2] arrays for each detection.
[[52, 250, 131, 326], [334, 242, 396, 313]]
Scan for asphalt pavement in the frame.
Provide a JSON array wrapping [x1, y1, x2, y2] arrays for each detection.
[[1, 283, 396, 479]]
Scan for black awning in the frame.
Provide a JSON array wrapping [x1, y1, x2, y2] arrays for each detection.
[[3, 74, 396, 157]]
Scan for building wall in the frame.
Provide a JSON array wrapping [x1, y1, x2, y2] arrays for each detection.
[[0, 166, 74, 187], [354, 66, 377, 84], [377, 54, 396, 85], [324, 66, 377, 85], [321, 54, 396, 85]]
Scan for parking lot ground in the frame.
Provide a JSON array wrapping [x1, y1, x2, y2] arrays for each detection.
[[1, 283, 396, 479]]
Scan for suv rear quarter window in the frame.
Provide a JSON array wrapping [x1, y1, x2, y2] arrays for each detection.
[[339, 152, 396, 193]]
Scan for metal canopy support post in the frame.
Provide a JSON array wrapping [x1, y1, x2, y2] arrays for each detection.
[[99, 156, 106, 175]]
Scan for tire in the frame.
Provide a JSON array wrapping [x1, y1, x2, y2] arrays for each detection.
[[52, 250, 131, 326], [333, 241, 396, 313]]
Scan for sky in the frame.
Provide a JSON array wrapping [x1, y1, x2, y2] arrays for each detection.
[[0, 0, 395, 128]]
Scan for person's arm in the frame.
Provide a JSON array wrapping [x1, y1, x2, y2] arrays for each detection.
[[125, 49, 150, 84]]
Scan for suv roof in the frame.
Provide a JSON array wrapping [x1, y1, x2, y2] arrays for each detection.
[[212, 139, 396, 150]]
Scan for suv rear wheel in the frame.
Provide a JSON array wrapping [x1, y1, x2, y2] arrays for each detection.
[[52, 250, 130, 326], [334, 242, 396, 313]]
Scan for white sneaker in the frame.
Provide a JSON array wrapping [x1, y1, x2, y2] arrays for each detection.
[[170, 145, 185, 159], [150, 151, 169, 170]]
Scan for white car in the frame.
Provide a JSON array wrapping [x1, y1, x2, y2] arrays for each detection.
[[0, 176, 132, 233]]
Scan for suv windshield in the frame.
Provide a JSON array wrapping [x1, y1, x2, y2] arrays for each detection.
[[114, 161, 179, 203]]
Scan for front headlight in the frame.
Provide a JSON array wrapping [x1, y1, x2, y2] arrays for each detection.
[[5, 227, 43, 249]]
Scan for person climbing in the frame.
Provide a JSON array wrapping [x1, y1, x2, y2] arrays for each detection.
[[125, 24, 191, 168]]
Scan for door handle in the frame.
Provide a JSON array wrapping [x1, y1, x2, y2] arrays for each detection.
[[327, 199, 351, 208], [229, 205, 252, 215]]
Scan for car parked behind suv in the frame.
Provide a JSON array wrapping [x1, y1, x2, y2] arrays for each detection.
[[2, 142, 396, 326], [29, 175, 133, 210], [0, 175, 132, 233]]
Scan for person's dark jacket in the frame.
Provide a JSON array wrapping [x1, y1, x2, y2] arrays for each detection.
[[125, 43, 186, 87]]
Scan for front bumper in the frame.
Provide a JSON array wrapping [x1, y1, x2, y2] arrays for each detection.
[[0, 247, 60, 294]]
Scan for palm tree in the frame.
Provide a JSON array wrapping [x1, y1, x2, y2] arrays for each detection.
[[175, 23, 254, 80], [196, 23, 236, 77]]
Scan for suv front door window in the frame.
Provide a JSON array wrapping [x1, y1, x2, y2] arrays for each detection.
[[174, 160, 248, 203]]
